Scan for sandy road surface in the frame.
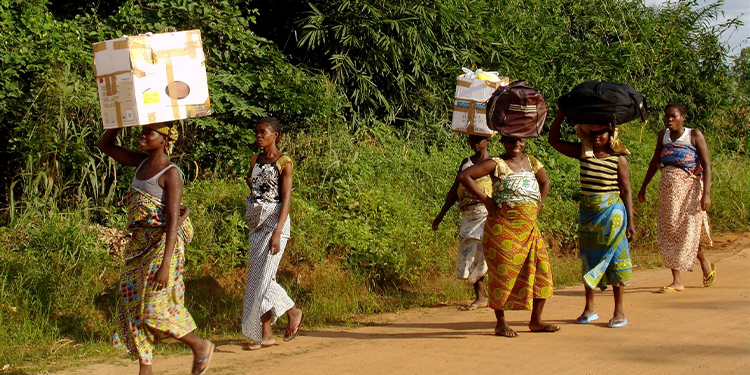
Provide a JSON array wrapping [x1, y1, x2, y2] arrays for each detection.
[[60, 236, 750, 375]]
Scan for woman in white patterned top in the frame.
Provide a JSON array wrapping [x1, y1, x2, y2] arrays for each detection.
[[241, 118, 303, 350]]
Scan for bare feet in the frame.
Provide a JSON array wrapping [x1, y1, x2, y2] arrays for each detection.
[[529, 322, 560, 333], [659, 284, 684, 292], [495, 327, 518, 337], [243, 339, 278, 350]]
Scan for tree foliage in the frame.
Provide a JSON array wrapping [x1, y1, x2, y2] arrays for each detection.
[[287, 0, 744, 127], [0, 0, 343, 208], [0, 0, 746, 209]]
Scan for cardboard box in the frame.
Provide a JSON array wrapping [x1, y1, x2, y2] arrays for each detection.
[[93, 30, 211, 129], [451, 75, 509, 136]]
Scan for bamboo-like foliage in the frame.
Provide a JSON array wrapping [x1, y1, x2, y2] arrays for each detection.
[[0, 0, 343, 215], [0, 0, 746, 216], [293, 0, 743, 127]]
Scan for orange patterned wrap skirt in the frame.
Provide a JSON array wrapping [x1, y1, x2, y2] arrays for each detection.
[[482, 203, 553, 311]]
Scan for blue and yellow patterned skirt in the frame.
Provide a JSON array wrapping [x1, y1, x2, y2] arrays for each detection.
[[578, 193, 633, 290]]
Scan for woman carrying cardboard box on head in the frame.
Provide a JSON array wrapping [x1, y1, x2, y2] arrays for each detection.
[[432, 134, 492, 311], [99, 123, 214, 375]]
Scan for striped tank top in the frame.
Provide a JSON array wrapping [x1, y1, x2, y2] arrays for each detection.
[[579, 155, 620, 195]]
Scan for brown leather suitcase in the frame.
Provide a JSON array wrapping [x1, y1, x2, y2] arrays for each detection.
[[486, 80, 547, 138]]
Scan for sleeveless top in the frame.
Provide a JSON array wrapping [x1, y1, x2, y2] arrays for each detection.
[[661, 128, 702, 176], [247, 154, 292, 204], [491, 155, 543, 206], [579, 154, 620, 196], [456, 157, 493, 210], [663, 128, 692, 146], [132, 159, 176, 201]]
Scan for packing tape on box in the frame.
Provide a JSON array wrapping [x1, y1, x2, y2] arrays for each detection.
[[113, 39, 129, 50], [109, 75, 117, 96], [115, 101, 123, 127], [128, 37, 155, 64], [104, 75, 113, 96], [153, 43, 201, 61], [92, 42, 107, 53], [97, 71, 131, 96], [454, 100, 487, 133], [165, 60, 181, 120], [484, 80, 503, 89]]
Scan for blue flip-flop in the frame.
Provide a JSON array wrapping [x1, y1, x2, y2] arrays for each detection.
[[607, 318, 628, 328], [575, 313, 598, 324], [192, 342, 215, 375]]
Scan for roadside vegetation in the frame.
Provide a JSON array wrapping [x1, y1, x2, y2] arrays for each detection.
[[1, 0, 748, 372]]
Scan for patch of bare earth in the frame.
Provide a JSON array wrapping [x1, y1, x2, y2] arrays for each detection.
[[56, 235, 750, 375]]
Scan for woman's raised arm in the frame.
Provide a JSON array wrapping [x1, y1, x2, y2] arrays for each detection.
[[548, 110, 582, 159], [98, 129, 146, 167]]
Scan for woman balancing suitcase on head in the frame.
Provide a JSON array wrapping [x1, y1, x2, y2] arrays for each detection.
[[549, 109, 636, 328], [461, 81, 558, 337], [551, 81, 645, 328], [458, 135, 557, 337], [99, 123, 214, 375], [638, 103, 715, 293]]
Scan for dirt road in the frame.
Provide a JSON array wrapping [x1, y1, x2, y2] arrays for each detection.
[[60, 236, 750, 375]]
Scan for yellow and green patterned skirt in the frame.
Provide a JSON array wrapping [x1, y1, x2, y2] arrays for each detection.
[[482, 203, 553, 311], [112, 188, 196, 365]]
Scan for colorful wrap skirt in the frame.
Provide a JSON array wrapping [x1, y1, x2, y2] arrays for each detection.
[[113, 188, 196, 365], [482, 203, 553, 311], [578, 193, 633, 290], [657, 166, 712, 271]]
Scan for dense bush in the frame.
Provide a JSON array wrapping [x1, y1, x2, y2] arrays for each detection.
[[0, 0, 346, 209]]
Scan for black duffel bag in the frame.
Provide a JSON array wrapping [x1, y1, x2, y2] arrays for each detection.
[[558, 81, 647, 126]]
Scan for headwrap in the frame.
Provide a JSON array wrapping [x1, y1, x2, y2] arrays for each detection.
[[146, 123, 179, 154], [576, 124, 630, 157]]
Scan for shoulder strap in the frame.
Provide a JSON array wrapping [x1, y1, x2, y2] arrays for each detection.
[[152, 164, 176, 180], [135, 158, 148, 174], [247, 154, 259, 178], [275, 155, 292, 173], [492, 157, 510, 178], [527, 155, 544, 173], [685, 128, 694, 146]]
